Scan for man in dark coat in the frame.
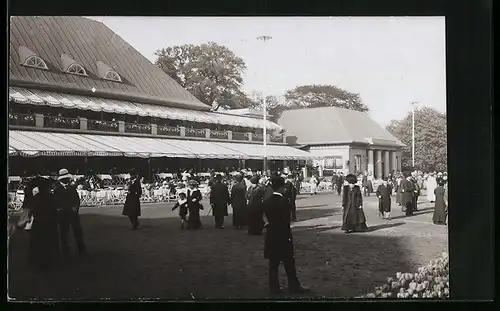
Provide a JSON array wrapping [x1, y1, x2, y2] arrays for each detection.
[[209, 174, 230, 229], [335, 172, 344, 196], [400, 174, 416, 216], [411, 173, 421, 212], [331, 173, 339, 192], [25, 176, 60, 269], [262, 176, 310, 295], [230, 174, 247, 229], [122, 170, 142, 230], [54, 168, 88, 259], [376, 177, 392, 220], [283, 175, 298, 222]]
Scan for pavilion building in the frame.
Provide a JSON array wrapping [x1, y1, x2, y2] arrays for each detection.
[[8, 16, 313, 179], [278, 106, 405, 179]]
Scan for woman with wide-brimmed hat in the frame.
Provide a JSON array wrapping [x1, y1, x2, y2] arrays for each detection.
[[186, 179, 203, 230], [341, 174, 368, 233]]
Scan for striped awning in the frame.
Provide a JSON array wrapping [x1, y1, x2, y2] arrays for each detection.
[[9, 87, 282, 131], [9, 130, 316, 160], [214, 142, 317, 160]]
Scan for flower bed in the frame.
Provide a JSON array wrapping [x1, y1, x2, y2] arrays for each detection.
[[361, 252, 449, 299]]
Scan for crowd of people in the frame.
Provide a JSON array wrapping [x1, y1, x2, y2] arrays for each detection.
[[13, 164, 448, 294]]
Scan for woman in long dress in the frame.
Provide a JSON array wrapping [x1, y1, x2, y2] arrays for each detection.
[[341, 174, 368, 233], [309, 175, 318, 195], [246, 176, 265, 235], [187, 180, 203, 230], [395, 176, 403, 206], [376, 177, 392, 220], [426, 173, 438, 202], [433, 180, 447, 225], [230, 174, 247, 229]]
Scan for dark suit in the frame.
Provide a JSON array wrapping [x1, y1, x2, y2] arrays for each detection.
[[262, 193, 301, 292], [54, 182, 87, 257], [400, 179, 415, 216], [122, 178, 142, 229], [284, 181, 297, 221], [209, 181, 230, 228], [336, 176, 344, 195]]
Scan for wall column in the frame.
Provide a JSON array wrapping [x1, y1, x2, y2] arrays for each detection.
[[367, 149, 374, 175], [390, 151, 397, 173], [375, 150, 382, 179], [384, 150, 390, 178]]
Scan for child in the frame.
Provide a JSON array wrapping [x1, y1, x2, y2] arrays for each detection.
[[172, 191, 188, 229]]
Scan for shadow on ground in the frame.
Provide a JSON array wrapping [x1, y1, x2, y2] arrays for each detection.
[[8, 206, 439, 300]]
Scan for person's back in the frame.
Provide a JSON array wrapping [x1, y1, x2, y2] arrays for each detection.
[[263, 194, 291, 234]]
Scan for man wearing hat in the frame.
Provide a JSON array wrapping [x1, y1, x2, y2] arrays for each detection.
[[209, 174, 230, 229], [53, 168, 88, 259], [262, 176, 309, 295], [283, 174, 298, 222]]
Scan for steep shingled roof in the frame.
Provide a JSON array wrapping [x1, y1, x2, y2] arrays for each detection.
[[278, 106, 404, 147], [9, 16, 210, 111]]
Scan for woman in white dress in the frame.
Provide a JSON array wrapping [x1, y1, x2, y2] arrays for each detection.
[[426, 173, 438, 203], [310, 175, 318, 195]]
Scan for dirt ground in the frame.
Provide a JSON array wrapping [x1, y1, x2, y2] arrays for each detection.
[[8, 193, 448, 300]]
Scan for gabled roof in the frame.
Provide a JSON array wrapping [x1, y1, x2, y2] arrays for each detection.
[[9, 16, 210, 111], [278, 106, 405, 147]]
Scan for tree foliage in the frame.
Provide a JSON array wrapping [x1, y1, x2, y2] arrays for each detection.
[[154, 42, 248, 111], [284, 84, 369, 112], [386, 107, 447, 172], [247, 91, 286, 123]]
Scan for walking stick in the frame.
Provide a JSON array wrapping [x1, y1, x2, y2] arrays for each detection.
[[207, 206, 213, 216]]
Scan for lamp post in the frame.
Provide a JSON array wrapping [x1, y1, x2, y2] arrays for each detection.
[[256, 35, 272, 176], [411, 102, 418, 168]]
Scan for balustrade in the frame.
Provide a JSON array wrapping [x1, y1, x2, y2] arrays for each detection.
[[87, 119, 119, 132], [209, 130, 229, 140], [8, 113, 36, 127], [232, 132, 250, 141], [9, 112, 286, 143], [44, 115, 80, 130], [157, 125, 181, 136], [185, 128, 206, 138], [125, 122, 152, 134]]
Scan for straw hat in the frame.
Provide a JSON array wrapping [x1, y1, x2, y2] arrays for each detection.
[[58, 168, 72, 180]]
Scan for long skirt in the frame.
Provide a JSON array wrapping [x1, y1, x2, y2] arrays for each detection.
[[310, 183, 317, 194], [187, 208, 202, 230], [247, 206, 264, 235]]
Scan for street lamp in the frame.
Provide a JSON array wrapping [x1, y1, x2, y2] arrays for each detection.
[[256, 35, 272, 176], [411, 101, 418, 168]]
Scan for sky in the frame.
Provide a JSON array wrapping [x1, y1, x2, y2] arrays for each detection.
[[89, 16, 446, 126]]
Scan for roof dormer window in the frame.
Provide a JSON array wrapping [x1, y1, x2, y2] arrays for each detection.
[[103, 70, 122, 82], [18, 46, 49, 70], [67, 63, 88, 76], [23, 55, 49, 70]]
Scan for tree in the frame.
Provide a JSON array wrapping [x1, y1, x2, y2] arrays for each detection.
[[283, 84, 369, 112], [247, 91, 286, 123], [386, 107, 447, 172], [154, 42, 248, 111]]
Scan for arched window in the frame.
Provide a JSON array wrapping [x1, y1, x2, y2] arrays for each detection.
[[67, 63, 87, 76], [103, 70, 122, 82], [23, 55, 49, 70]]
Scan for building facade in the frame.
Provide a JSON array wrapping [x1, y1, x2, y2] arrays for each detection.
[[8, 16, 313, 176], [278, 106, 405, 178]]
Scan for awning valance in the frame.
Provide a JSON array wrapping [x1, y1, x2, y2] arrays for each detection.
[[9, 87, 282, 131], [9, 130, 316, 160], [214, 142, 317, 160]]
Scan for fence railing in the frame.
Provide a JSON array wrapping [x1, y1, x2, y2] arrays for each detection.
[[185, 128, 206, 138], [157, 125, 181, 136], [87, 120, 119, 132], [44, 115, 80, 130], [125, 122, 151, 134], [9, 113, 36, 127], [232, 132, 249, 141], [253, 133, 264, 142], [210, 130, 228, 140]]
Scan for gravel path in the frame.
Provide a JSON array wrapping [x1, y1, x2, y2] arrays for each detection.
[[8, 193, 448, 300]]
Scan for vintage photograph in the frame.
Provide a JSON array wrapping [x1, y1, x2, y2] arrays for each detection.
[[7, 16, 448, 300]]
